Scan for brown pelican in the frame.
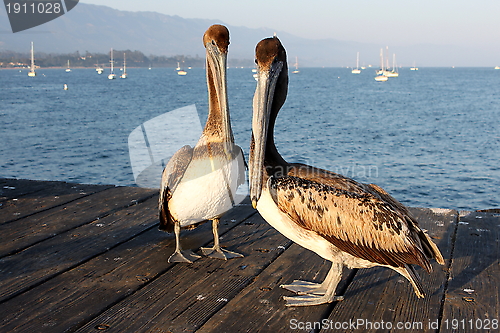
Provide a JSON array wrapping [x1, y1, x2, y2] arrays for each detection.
[[249, 36, 444, 306], [158, 25, 245, 263]]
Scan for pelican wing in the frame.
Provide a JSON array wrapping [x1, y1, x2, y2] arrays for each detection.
[[159, 145, 193, 232], [236, 145, 247, 188], [269, 175, 433, 271], [289, 164, 444, 266], [365, 183, 444, 265]]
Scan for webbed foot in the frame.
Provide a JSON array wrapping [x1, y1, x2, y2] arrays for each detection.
[[201, 247, 244, 260], [168, 249, 201, 263], [280, 280, 326, 295], [283, 294, 344, 307]]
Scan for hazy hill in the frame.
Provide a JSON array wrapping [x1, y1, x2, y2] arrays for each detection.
[[0, 3, 489, 67]]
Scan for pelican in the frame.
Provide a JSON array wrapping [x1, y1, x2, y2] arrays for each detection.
[[249, 36, 444, 306], [159, 25, 245, 263]]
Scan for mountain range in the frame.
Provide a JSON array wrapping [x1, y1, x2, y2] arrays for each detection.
[[0, 3, 493, 67]]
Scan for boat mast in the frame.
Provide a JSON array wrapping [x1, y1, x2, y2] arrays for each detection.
[[380, 48, 384, 71], [110, 48, 114, 73], [28, 41, 36, 77], [386, 46, 389, 71], [31, 42, 35, 72]]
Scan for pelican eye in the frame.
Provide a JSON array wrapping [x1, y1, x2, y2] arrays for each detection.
[[211, 40, 216, 46]]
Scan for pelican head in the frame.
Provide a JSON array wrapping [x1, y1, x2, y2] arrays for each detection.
[[203, 24, 229, 53], [203, 24, 229, 91], [249, 37, 288, 208]]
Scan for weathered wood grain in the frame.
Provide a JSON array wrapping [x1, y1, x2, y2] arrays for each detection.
[[440, 211, 500, 332], [1, 179, 498, 333], [0, 194, 159, 303], [74, 210, 284, 333], [0, 178, 75, 202], [0, 202, 255, 333], [0, 185, 156, 257], [0, 178, 54, 203], [0, 179, 111, 224], [197, 241, 355, 333]]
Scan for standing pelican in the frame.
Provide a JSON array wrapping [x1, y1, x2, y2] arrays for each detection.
[[159, 25, 245, 263], [249, 37, 444, 306]]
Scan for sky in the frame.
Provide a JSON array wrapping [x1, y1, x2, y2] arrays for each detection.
[[81, 0, 500, 49]]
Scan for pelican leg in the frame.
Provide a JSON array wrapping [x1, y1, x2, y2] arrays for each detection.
[[282, 262, 344, 306], [201, 218, 244, 260], [281, 262, 341, 295], [168, 222, 201, 263]]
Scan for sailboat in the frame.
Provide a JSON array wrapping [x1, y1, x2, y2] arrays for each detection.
[[176, 61, 187, 75], [374, 74, 388, 82], [374, 48, 388, 81], [108, 48, 116, 79], [351, 52, 361, 74], [28, 41, 36, 77], [410, 61, 419, 71], [385, 53, 399, 77], [376, 48, 385, 75], [65, 60, 71, 72], [178, 69, 187, 75], [96, 63, 104, 74], [292, 56, 299, 74], [175, 61, 187, 75], [120, 53, 127, 79]]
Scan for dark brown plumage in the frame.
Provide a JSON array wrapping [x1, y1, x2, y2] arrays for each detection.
[[249, 36, 444, 306]]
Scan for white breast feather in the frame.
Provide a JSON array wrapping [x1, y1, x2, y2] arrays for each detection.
[[169, 155, 243, 226]]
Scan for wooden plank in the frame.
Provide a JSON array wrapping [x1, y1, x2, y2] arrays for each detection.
[[0, 194, 159, 303], [0, 178, 66, 202], [316, 208, 457, 333], [74, 210, 288, 333], [0, 186, 157, 257], [197, 241, 355, 333], [4, 176, 496, 333], [0, 203, 256, 333], [0, 179, 112, 224], [0, 178, 52, 202], [440, 211, 500, 332]]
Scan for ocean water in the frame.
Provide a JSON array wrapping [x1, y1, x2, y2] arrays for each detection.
[[1, 67, 499, 211]]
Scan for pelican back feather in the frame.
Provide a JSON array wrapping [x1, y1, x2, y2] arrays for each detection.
[[268, 174, 435, 272]]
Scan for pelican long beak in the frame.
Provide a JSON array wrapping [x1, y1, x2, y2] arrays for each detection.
[[205, 42, 231, 143], [249, 61, 283, 208]]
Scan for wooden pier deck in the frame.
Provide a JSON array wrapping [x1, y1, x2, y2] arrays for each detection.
[[0, 178, 498, 332]]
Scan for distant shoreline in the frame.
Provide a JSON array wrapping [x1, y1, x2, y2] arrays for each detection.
[[0, 66, 204, 70]]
